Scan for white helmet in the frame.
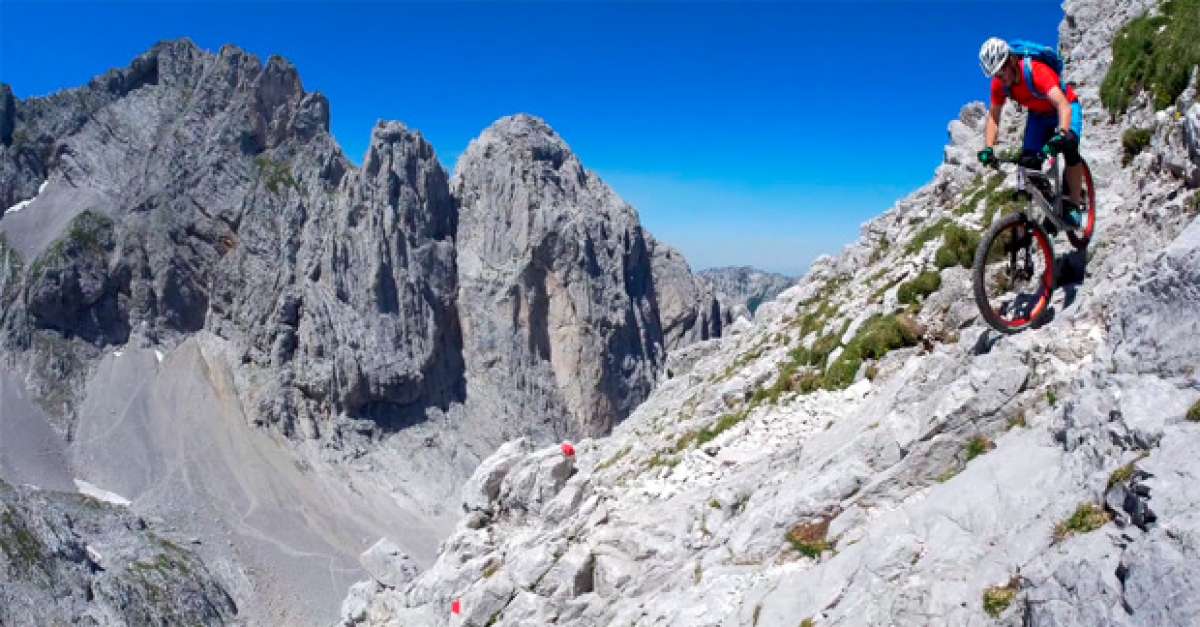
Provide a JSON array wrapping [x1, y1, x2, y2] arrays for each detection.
[[979, 37, 1011, 77]]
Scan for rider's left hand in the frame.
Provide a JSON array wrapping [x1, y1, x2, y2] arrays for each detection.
[[1043, 129, 1079, 156]]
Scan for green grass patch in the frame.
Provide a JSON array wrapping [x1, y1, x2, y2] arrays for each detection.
[[897, 270, 942, 305], [1101, 0, 1200, 113], [1046, 388, 1058, 407], [982, 577, 1020, 617], [823, 314, 921, 390], [978, 182, 1024, 228], [1053, 503, 1111, 542], [934, 224, 981, 270], [1187, 399, 1200, 422], [905, 218, 950, 255], [965, 435, 995, 462], [696, 410, 749, 446], [785, 517, 833, 559], [955, 173, 1005, 217], [0, 509, 45, 571], [1007, 412, 1027, 430], [1121, 127, 1153, 165]]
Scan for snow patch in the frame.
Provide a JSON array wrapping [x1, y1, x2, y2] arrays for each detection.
[[4, 179, 47, 215], [74, 479, 132, 506], [154, 349, 164, 363], [113, 349, 124, 357]]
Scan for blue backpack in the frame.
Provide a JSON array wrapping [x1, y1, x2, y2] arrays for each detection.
[[1004, 39, 1066, 101]]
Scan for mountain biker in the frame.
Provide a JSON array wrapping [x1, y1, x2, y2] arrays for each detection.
[[976, 37, 1084, 221]]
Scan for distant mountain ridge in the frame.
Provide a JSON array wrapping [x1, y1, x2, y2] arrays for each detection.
[[698, 265, 794, 315]]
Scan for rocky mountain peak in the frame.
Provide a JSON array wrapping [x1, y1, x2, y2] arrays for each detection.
[[1, 36, 731, 624]]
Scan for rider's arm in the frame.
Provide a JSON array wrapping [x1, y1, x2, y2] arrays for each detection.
[[1046, 86, 1073, 132], [985, 104, 1002, 148], [985, 78, 1004, 148], [1032, 63, 1073, 132]]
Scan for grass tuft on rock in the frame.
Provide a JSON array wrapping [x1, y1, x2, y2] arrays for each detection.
[[1101, 0, 1200, 113], [1053, 503, 1111, 542], [934, 224, 981, 270], [696, 411, 749, 446], [1107, 454, 1148, 490], [897, 271, 942, 306], [824, 314, 921, 390], [982, 577, 1020, 617], [965, 435, 995, 462], [905, 219, 950, 255], [785, 518, 833, 559], [1121, 127, 1153, 165], [1187, 399, 1200, 422]]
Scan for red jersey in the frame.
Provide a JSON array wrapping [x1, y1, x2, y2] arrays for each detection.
[[990, 59, 1078, 114]]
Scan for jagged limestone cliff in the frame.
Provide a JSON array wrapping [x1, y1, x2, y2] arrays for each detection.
[[0, 41, 727, 624]]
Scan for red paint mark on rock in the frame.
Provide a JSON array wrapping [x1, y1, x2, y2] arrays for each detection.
[[451, 598, 461, 615], [561, 442, 576, 457]]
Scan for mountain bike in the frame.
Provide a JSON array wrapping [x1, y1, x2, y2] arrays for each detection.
[[971, 149, 1096, 334]]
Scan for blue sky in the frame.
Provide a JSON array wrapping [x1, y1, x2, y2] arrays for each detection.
[[0, 1, 1063, 276]]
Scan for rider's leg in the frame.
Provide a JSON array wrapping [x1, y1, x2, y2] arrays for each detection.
[[1021, 111, 1054, 163], [1064, 102, 1085, 205]]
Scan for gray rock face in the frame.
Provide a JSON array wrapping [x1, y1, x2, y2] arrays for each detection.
[[649, 237, 728, 349], [1, 39, 462, 439], [453, 115, 723, 438], [697, 265, 795, 316], [0, 478, 237, 626]]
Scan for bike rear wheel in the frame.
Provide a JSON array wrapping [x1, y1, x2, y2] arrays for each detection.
[[973, 212, 1056, 334], [1066, 158, 1096, 250]]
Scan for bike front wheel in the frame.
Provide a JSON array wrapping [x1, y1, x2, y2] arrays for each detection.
[[973, 212, 1056, 334]]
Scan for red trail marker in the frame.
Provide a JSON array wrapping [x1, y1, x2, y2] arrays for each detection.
[[451, 599, 461, 615], [561, 442, 576, 457]]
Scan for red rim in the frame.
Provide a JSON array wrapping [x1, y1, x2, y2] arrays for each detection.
[[992, 224, 1054, 328], [1081, 162, 1096, 240]]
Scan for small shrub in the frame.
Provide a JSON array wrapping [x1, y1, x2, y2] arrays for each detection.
[[785, 517, 833, 558], [1187, 399, 1200, 422], [1121, 128, 1153, 165], [709, 499, 721, 509], [982, 577, 1020, 617], [897, 271, 942, 305], [1046, 388, 1058, 407], [1053, 503, 1111, 542], [965, 436, 995, 462], [934, 224, 981, 269]]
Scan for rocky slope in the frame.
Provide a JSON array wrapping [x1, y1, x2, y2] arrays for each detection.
[[0, 40, 726, 624], [1, 477, 237, 625], [698, 266, 795, 316], [340, 1, 1200, 624]]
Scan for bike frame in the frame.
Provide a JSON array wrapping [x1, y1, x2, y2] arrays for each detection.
[[1015, 157, 1075, 234]]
